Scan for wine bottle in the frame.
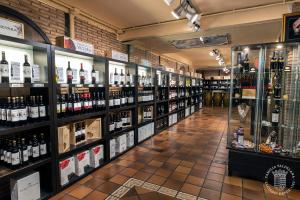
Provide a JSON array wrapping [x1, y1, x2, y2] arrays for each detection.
[[32, 134, 40, 161], [0, 51, 9, 83], [120, 69, 125, 85], [30, 96, 39, 121], [81, 122, 86, 141], [21, 138, 28, 166], [114, 68, 119, 85], [23, 55, 31, 83], [243, 54, 250, 73], [278, 51, 284, 71], [38, 96, 46, 120], [126, 69, 130, 85], [91, 65, 96, 84], [11, 140, 20, 169], [270, 52, 277, 72], [272, 105, 280, 126], [19, 96, 27, 124], [109, 114, 115, 132], [39, 133, 47, 157], [79, 63, 85, 84], [66, 61, 73, 84], [273, 73, 281, 99], [10, 97, 20, 126]]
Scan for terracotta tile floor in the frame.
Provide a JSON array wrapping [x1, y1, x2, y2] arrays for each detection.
[[50, 108, 300, 200]]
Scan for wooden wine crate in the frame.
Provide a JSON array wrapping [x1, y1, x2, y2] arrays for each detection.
[[58, 125, 71, 154], [86, 118, 102, 140]]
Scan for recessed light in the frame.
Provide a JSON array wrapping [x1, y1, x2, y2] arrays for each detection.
[[244, 47, 249, 52], [276, 44, 283, 49]]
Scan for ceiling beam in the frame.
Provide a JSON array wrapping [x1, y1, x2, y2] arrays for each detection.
[[118, 3, 292, 42]]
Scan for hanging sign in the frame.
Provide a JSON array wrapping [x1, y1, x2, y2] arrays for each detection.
[[56, 36, 94, 54], [0, 17, 24, 39], [112, 50, 128, 62]]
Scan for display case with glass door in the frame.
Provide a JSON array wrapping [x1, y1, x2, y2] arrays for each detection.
[[228, 43, 300, 187]]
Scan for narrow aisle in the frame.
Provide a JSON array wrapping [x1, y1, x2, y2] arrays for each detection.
[[51, 108, 300, 200]]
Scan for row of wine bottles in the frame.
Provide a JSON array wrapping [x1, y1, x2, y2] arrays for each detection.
[[0, 133, 47, 169], [109, 91, 134, 107], [0, 51, 34, 84], [142, 106, 153, 120], [157, 88, 167, 101], [0, 95, 47, 126], [57, 92, 105, 117], [74, 122, 86, 144], [109, 68, 134, 86], [65, 62, 98, 85], [138, 91, 154, 102], [109, 111, 132, 133]]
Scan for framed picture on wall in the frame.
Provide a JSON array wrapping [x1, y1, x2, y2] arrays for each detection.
[[283, 12, 300, 42]]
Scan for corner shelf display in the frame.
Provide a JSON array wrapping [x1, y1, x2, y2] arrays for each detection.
[[53, 47, 107, 189], [156, 69, 169, 131], [228, 43, 300, 187], [0, 37, 54, 199]]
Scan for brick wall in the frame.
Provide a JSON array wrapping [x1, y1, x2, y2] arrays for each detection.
[[129, 46, 159, 67], [75, 17, 128, 57], [0, 0, 190, 66], [0, 0, 65, 44]]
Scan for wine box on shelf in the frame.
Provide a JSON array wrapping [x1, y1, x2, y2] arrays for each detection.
[[58, 125, 71, 154], [89, 145, 104, 168], [74, 150, 90, 176], [126, 131, 134, 148], [115, 134, 127, 154], [110, 139, 116, 159], [59, 157, 75, 186], [10, 172, 41, 200]]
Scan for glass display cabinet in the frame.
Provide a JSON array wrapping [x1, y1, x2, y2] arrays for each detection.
[[228, 42, 300, 187]]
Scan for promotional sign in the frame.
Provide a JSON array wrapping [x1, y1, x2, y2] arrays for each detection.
[[0, 17, 24, 39], [56, 36, 94, 54], [112, 50, 128, 62]]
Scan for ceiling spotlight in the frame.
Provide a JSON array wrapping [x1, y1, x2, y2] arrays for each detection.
[[216, 54, 222, 61], [164, 0, 174, 6], [190, 13, 199, 23], [199, 36, 204, 42], [171, 5, 184, 19]]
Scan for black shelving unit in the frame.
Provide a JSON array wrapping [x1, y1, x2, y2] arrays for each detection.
[[0, 37, 204, 199]]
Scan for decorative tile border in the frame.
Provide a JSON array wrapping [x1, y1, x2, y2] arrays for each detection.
[[105, 178, 207, 200]]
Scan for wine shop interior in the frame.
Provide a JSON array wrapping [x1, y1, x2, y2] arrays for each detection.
[[1, 0, 300, 200]]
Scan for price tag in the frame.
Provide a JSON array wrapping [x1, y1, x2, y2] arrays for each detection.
[[32, 83, 44, 87], [11, 83, 24, 87], [32, 64, 40, 82]]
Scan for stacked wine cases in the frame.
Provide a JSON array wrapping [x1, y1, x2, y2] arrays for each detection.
[[0, 36, 203, 198]]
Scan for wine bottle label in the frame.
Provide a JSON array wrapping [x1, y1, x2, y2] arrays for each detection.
[[109, 99, 114, 107], [81, 129, 86, 136], [30, 107, 39, 118], [32, 146, 40, 158], [11, 109, 19, 122], [97, 100, 101, 106], [23, 65, 31, 78], [121, 98, 126, 105], [6, 152, 11, 163], [117, 121, 122, 128], [11, 152, 20, 165], [68, 103, 73, 111], [84, 101, 89, 109], [27, 145, 32, 157], [128, 97, 134, 103], [67, 70, 73, 77], [61, 103, 66, 112], [109, 124, 115, 131], [92, 72, 96, 78], [19, 108, 27, 121], [39, 106, 46, 117], [3, 150, 6, 162], [0, 63, 9, 77], [40, 144, 47, 155], [122, 117, 128, 124], [114, 99, 120, 106], [57, 104, 61, 113], [22, 149, 29, 162], [79, 71, 85, 77], [88, 101, 93, 108], [1, 108, 6, 120], [6, 109, 11, 121], [272, 113, 279, 123], [92, 100, 96, 106]]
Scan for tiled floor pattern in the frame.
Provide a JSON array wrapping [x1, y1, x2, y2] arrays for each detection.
[[50, 108, 300, 200]]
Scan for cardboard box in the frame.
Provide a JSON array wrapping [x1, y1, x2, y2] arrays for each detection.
[[138, 122, 154, 142], [110, 139, 116, 159], [58, 125, 70, 154], [89, 145, 104, 168], [75, 151, 90, 176], [86, 118, 102, 140], [127, 131, 134, 148], [10, 172, 40, 200], [59, 157, 75, 186], [116, 134, 127, 154]]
